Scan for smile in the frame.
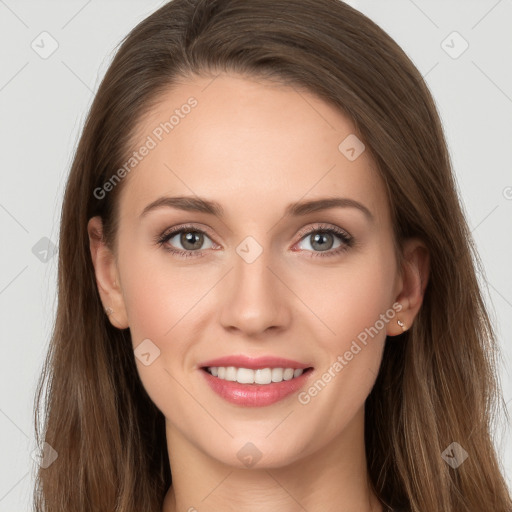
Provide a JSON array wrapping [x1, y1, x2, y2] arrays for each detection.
[[205, 366, 307, 384], [200, 366, 314, 407]]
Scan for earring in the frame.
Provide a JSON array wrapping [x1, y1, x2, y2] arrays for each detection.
[[105, 306, 113, 316], [397, 319, 407, 332]]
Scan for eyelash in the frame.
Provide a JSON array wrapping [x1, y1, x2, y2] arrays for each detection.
[[154, 223, 354, 259]]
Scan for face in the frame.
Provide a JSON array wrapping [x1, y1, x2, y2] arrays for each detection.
[[92, 72, 410, 469]]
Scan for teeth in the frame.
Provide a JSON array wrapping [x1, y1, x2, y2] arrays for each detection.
[[206, 366, 305, 384]]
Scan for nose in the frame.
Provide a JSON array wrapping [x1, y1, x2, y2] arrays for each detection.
[[218, 247, 292, 337]]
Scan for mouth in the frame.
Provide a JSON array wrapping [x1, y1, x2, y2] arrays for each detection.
[[201, 366, 314, 385], [200, 366, 315, 407]]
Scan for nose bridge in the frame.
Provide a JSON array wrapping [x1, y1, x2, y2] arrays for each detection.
[[218, 238, 290, 334]]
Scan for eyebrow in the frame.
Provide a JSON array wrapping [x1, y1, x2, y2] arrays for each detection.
[[139, 195, 374, 222]]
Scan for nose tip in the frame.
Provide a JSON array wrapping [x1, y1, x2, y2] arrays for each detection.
[[218, 253, 290, 336]]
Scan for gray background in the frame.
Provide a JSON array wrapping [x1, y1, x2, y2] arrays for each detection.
[[0, 0, 511, 509]]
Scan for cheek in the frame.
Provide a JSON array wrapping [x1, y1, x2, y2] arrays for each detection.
[[298, 249, 395, 350], [296, 247, 395, 407], [119, 243, 206, 344], [117, 246, 203, 413], [122, 271, 171, 344]]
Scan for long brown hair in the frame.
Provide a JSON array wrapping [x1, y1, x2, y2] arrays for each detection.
[[33, 0, 512, 510]]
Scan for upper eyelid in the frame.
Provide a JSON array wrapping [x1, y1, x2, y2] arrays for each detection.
[[161, 223, 216, 241], [295, 223, 351, 240]]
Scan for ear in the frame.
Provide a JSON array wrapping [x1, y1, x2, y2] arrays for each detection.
[[387, 237, 430, 336], [87, 216, 129, 329]]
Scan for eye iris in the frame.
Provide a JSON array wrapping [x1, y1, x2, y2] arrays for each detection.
[[311, 232, 334, 251], [181, 231, 203, 250]]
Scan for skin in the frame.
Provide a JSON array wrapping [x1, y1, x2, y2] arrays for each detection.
[[88, 73, 429, 512]]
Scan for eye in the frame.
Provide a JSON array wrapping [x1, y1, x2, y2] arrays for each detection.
[[294, 223, 353, 258], [155, 222, 354, 259], [156, 224, 216, 258]]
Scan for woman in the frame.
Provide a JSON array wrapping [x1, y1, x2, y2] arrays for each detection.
[[33, 0, 512, 511]]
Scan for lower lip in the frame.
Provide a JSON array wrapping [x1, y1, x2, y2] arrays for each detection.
[[200, 368, 314, 407]]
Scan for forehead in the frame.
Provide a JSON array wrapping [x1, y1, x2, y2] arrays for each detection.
[[118, 72, 389, 227]]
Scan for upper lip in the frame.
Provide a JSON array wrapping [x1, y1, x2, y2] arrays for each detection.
[[199, 355, 313, 370]]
